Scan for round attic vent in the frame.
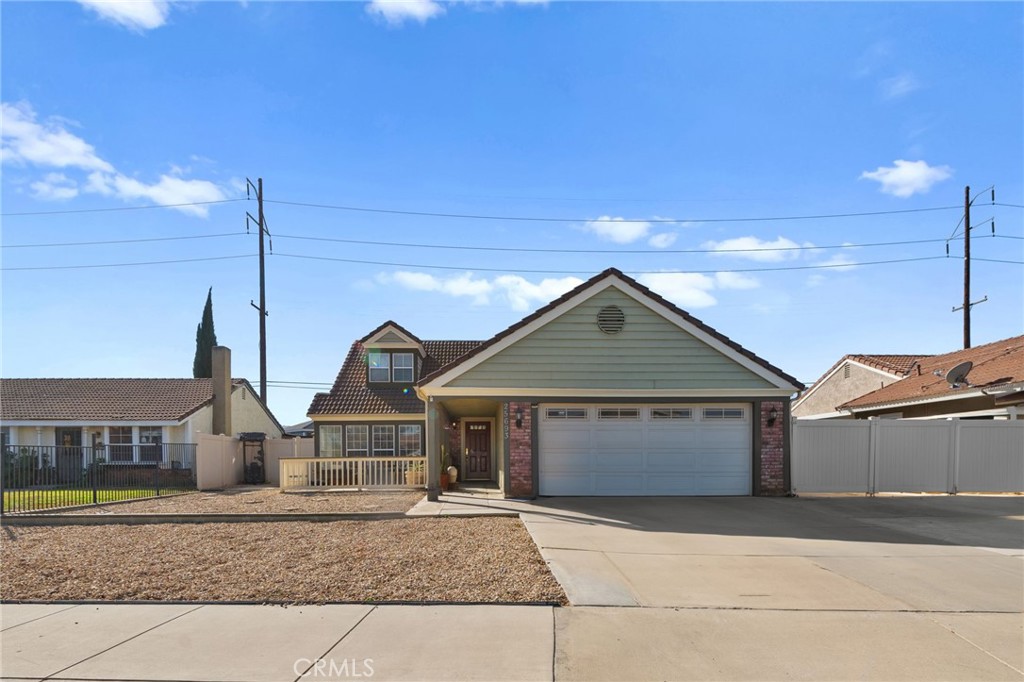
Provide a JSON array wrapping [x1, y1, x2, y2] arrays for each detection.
[[597, 305, 625, 334]]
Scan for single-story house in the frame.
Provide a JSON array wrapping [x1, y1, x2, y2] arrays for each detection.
[[0, 347, 284, 469], [793, 354, 928, 419], [309, 268, 803, 499], [838, 334, 1024, 420]]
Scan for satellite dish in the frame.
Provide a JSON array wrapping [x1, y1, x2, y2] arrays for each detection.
[[946, 361, 973, 387]]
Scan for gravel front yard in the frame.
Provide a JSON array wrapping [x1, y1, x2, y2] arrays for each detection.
[[67, 487, 424, 514], [0, 518, 567, 604]]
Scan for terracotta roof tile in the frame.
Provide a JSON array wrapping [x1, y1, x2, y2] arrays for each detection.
[[841, 335, 1024, 410], [849, 354, 928, 376], [308, 340, 481, 416], [0, 378, 243, 421]]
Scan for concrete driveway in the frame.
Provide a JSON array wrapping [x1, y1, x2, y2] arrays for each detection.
[[519, 495, 1024, 680]]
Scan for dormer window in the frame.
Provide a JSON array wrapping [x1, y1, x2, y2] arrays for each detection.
[[368, 352, 390, 382], [368, 351, 415, 383], [393, 353, 414, 382]]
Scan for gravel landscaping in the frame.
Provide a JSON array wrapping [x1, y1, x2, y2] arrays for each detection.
[[65, 487, 424, 515], [0, 517, 567, 605]]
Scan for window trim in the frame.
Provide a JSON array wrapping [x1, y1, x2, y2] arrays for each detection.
[[650, 407, 694, 420], [701, 407, 746, 421], [398, 424, 422, 457], [320, 425, 343, 458], [345, 424, 369, 457], [392, 352, 415, 383], [372, 425, 396, 457], [544, 407, 589, 420], [597, 407, 641, 420], [368, 351, 391, 383]]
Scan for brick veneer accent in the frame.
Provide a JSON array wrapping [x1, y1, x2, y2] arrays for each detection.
[[759, 401, 786, 495], [507, 401, 534, 497], [446, 419, 461, 467]]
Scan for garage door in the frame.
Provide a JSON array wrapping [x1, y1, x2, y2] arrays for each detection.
[[539, 404, 751, 496]]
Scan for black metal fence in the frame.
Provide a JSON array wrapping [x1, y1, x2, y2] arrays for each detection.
[[0, 443, 197, 514]]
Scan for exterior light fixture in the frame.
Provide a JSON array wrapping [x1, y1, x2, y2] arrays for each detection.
[[515, 407, 524, 428], [767, 406, 779, 426]]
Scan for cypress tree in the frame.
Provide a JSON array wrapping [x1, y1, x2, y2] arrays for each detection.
[[192, 287, 218, 378]]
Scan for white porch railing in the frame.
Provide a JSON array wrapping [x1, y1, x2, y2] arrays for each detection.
[[279, 457, 427, 490]]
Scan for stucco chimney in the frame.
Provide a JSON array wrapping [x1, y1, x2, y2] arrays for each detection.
[[212, 346, 232, 436]]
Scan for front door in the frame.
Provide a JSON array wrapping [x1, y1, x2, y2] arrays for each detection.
[[464, 422, 492, 480], [55, 428, 83, 483]]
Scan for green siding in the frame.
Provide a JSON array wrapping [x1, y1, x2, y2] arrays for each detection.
[[448, 288, 776, 390], [377, 331, 407, 343]]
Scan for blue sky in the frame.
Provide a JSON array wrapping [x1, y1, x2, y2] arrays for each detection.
[[2, 1, 1022, 426]]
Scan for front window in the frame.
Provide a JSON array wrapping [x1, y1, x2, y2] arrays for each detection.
[[368, 352, 390, 382], [320, 425, 343, 457], [345, 425, 368, 457], [109, 426, 133, 462], [372, 425, 395, 457], [392, 353, 414, 383], [398, 425, 422, 456], [0, 427, 9, 452], [139, 427, 163, 462]]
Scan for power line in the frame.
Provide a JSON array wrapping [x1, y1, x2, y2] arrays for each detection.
[[1, 254, 255, 272], [975, 257, 1024, 265], [1, 198, 246, 217], [1, 232, 245, 249], [995, 202, 1024, 209], [275, 233, 979, 256], [271, 252, 949, 275], [265, 199, 962, 224]]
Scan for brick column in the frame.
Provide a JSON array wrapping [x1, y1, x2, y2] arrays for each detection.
[[507, 401, 534, 497], [759, 401, 785, 495]]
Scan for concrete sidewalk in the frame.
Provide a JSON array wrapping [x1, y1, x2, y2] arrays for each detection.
[[1, 603, 554, 682]]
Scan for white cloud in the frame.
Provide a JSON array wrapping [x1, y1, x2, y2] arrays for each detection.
[[3, 100, 227, 217], [703, 236, 804, 262], [860, 159, 952, 198], [77, 0, 172, 31], [714, 271, 760, 290], [493, 274, 582, 311], [29, 173, 79, 201], [583, 216, 652, 244], [637, 273, 717, 309], [380, 271, 581, 311], [85, 171, 227, 217], [881, 72, 920, 99], [648, 232, 678, 249], [816, 253, 858, 271], [366, 0, 445, 25], [1, 102, 113, 172]]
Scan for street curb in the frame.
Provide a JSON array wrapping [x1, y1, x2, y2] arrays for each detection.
[[0, 511, 521, 525], [0, 599, 563, 607]]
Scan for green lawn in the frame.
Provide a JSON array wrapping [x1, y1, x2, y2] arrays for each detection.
[[2, 488, 186, 513]]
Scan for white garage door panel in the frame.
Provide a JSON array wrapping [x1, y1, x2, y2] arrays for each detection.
[[539, 403, 751, 496]]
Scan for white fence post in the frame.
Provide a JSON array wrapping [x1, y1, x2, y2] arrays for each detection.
[[949, 418, 960, 495], [867, 419, 878, 495]]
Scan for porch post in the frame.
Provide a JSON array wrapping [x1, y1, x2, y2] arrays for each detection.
[[426, 399, 441, 502]]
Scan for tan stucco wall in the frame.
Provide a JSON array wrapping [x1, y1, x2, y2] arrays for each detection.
[[230, 385, 283, 438], [794, 363, 902, 418]]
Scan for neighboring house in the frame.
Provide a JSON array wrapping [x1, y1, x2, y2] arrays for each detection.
[[838, 335, 1024, 420], [284, 420, 315, 438], [793, 354, 928, 419], [309, 268, 803, 498], [0, 374, 284, 464]]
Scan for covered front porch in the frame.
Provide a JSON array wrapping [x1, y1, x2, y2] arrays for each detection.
[[425, 397, 528, 501]]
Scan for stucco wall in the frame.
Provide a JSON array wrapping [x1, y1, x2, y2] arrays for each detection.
[[231, 385, 283, 438], [794, 363, 901, 418]]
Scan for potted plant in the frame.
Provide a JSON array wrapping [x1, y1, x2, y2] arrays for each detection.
[[439, 445, 450, 491], [405, 461, 424, 486]]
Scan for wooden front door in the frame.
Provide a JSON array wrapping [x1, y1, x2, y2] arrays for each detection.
[[464, 422, 492, 480]]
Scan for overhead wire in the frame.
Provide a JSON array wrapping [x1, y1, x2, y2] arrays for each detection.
[[264, 199, 963, 224], [2, 232, 245, 249], [1, 198, 246, 217]]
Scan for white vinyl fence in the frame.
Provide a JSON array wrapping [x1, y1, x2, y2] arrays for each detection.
[[792, 419, 1024, 494], [280, 457, 427, 490]]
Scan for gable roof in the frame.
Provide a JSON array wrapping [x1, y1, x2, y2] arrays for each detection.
[[0, 378, 253, 422], [419, 268, 803, 391], [308, 339, 481, 416], [841, 335, 1024, 411], [793, 353, 929, 410], [359, 320, 423, 345]]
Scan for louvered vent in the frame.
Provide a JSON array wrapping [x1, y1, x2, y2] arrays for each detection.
[[597, 305, 625, 334]]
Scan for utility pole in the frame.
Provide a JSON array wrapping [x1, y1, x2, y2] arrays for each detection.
[[963, 185, 971, 349], [246, 178, 270, 403], [950, 185, 993, 350]]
